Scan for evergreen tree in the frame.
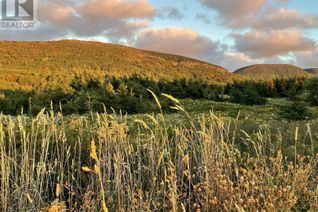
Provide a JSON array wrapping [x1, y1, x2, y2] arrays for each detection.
[[280, 101, 313, 121], [306, 78, 318, 106]]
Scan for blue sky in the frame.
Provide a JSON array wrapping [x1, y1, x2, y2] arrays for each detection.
[[150, 0, 229, 39], [148, 0, 318, 70], [152, 0, 318, 40], [1, 0, 318, 70]]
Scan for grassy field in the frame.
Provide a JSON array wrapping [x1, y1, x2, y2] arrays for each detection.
[[0, 97, 317, 211], [131, 98, 318, 156], [1, 41, 317, 211], [182, 98, 318, 121]]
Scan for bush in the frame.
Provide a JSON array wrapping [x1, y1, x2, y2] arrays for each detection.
[[306, 78, 318, 106], [280, 101, 314, 121], [229, 86, 267, 105]]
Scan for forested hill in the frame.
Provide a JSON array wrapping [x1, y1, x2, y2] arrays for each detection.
[[234, 64, 309, 80], [305, 68, 318, 76], [0, 40, 235, 92]]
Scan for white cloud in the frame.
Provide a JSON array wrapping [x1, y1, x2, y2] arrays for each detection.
[[233, 30, 316, 58], [199, 0, 266, 19], [294, 48, 318, 68], [251, 8, 318, 30], [1, 0, 155, 41], [135, 28, 221, 58]]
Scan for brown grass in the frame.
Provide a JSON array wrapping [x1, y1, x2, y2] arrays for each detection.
[[0, 100, 317, 211]]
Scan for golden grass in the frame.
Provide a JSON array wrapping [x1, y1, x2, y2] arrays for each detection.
[[0, 105, 317, 211]]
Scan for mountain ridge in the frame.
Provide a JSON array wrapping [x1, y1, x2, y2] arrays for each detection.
[[0, 40, 236, 92], [234, 64, 309, 80], [0, 40, 316, 92], [305, 68, 318, 76]]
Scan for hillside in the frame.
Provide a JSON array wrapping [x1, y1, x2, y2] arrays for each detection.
[[234, 64, 309, 80], [0, 40, 235, 92], [305, 68, 318, 76]]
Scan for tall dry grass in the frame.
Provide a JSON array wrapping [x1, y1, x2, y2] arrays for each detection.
[[0, 100, 317, 211]]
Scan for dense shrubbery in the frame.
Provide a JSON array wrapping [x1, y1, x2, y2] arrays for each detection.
[[306, 78, 318, 106], [0, 75, 316, 115], [0, 76, 225, 115], [225, 77, 308, 105], [280, 101, 314, 121], [225, 77, 307, 98], [228, 86, 267, 105]]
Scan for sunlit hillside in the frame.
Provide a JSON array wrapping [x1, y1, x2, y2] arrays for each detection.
[[0, 40, 237, 92], [234, 64, 309, 80], [306, 68, 318, 76]]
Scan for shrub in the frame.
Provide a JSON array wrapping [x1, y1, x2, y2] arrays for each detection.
[[306, 78, 318, 106], [280, 101, 314, 121], [229, 86, 267, 105]]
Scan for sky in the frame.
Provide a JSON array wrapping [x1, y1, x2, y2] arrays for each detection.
[[1, 0, 318, 71]]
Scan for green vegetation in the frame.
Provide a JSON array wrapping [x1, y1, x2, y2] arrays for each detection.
[[280, 101, 314, 121], [225, 77, 309, 108], [0, 76, 225, 115], [306, 68, 318, 76], [1, 40, 318, 211], [0, 100, 317, 211], [0, 74, 314, 117], [228, 86, 267, 105], [306, 78, 318, 106]]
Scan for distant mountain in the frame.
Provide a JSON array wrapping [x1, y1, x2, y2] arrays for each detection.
[[234, 64, 309, 80], [305, 68, 318, 76], [0, 40, 236, 92]]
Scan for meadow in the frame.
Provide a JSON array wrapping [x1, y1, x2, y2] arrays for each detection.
[[0, 95, 317, 211], [0, 41, 318, 211]]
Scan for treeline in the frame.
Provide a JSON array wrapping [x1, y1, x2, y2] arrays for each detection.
[[0, 76, 223, 115], [225, 77, 308, 105], [0, 75, 317, 115], [226, 77, 318, 120]]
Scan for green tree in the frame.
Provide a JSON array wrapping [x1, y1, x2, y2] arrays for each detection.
[[306, 78, 318, 106], [229, 86, 267, 105], [280, 101, 313, 121]]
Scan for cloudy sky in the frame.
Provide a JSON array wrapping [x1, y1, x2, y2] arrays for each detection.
[[1, 0, 318, 71]]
